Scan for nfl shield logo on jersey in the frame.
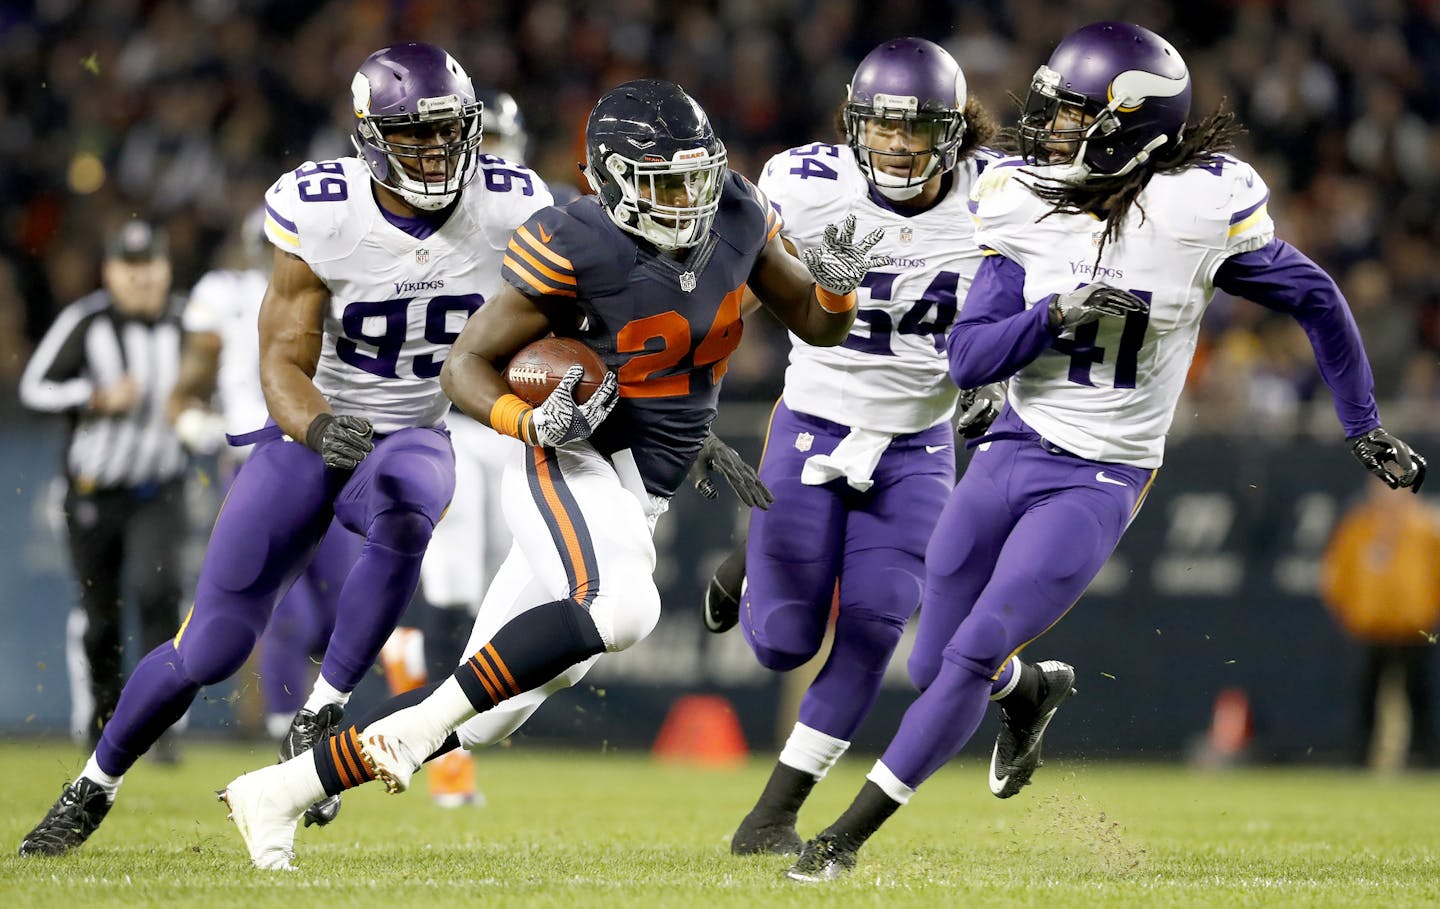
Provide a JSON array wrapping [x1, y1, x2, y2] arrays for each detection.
[[679, 271, 697, 293], [416, 248, 430, 265], [795, 432, 814, 453], [899, 226, 913, 244]]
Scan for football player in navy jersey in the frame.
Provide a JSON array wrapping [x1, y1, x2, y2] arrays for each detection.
[[19, 43, 553, 858], [220, 78, 884, 870]]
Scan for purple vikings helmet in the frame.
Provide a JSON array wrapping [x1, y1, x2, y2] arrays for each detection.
[[583, 79, 728, 250], [844, 38, 968, 201], [350, 43, 483, 210], [1018, 22, 1191, 182]]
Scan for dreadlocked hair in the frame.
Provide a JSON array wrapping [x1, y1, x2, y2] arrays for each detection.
[[1010, 103, 1247, 259]]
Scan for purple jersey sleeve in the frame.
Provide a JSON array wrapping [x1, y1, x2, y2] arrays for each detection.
[[1213, 238, 1380, 437], [946, 254, 1057, 389]]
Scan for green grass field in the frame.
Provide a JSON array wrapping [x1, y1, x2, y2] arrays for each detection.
[[2, 739, 1438, 908]]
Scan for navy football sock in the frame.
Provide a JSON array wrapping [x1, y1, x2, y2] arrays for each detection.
[[452, 598, 605, 710], [312, 682, 462, 795]]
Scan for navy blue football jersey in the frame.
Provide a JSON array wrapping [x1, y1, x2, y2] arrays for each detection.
[[502, 171, 782, 496]]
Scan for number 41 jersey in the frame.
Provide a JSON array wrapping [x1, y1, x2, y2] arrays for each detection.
[[263, 155, 552, 433], [971, 154, 1273, 466], [759, 143, 996, 434]]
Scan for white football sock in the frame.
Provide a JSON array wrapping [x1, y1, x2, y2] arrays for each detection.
[[81, 754, 122, 800], [778, 722, 850, 779], [271, 751, 328, 809], [867, 760, 916, 805], [303, 675, 352, 713], [990, 655, 1022, 701]]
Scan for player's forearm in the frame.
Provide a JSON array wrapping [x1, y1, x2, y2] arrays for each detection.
[[440, 350, 514, 431], [1216, 239, 1380, 436], [783, 285, 856, 346], [948, 255, 1057, 387], [260, 357, 331, 442]]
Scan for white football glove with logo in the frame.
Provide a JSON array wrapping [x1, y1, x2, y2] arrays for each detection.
[[801, 214, 886, 295], [530, 365, 620, 448]]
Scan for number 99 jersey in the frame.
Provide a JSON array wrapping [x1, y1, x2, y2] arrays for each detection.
[[758, 142, 996, 434], [263, 155, 553, 433], [971, 155, 1274, 467]]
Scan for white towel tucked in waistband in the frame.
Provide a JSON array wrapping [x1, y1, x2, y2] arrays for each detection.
[[800, 427, 893, 492]]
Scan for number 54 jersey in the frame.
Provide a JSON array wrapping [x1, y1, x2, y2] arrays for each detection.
[[263, 155, 553, 433], [758, 143, 997, 434], [970, 154, 1273, 466]]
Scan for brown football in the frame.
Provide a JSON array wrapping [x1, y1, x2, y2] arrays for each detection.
[[504, 337, 608, 406]]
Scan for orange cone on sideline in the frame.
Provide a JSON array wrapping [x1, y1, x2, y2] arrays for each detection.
[[652, 694, 749, 767]]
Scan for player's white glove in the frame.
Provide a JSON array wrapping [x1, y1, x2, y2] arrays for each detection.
[[955, 383, 1006, 440], [530, 365, 619, 448], [1349, 427, 1427, 493], [174, 407, 227, 455], [801, 214, 886, 296], [1047, 284, 1149, 332]]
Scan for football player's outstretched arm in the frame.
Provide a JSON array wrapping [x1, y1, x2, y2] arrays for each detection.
[[257, 249, 331, 442], [168, 330, 221, 423], [747, 230, 857, 347], [442, 284, 554, 425]]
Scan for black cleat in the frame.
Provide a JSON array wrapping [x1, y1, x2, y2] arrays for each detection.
[[786, 833, 856, 882], [18, 778, 113, 857], [703, 548, 746, 634], [989, 660, 1076, 799], [731, 812, 804, 856], [280, 703, 344, 827]]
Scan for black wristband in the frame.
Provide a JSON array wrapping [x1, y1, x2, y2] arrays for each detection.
[[305, 413, 335, 453]]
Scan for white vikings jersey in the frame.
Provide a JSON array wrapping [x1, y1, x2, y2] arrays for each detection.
[[182, 268, 270, 438], [263, 155, 552, 433], [759, 143, 994, 433], [972, 154, 1274, 466]]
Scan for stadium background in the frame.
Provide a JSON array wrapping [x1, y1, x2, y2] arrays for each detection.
[[2, 0, 1439, 763]]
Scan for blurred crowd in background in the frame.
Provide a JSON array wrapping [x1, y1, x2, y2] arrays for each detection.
[[3, 0, 1439, 431]]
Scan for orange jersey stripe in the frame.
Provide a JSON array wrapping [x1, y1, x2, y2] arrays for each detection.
[[507, 238, 577, 285], [514, 226, 575, 271], [532, 449, 593, 602], [505, 255, 577, 297]]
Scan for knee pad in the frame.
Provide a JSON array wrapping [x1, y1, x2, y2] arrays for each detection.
[[175, 610, 263, 686], [368, 508, 435, 556], [940, 611, 1011, 680], [588, 575, 661, 652], [833, 605, 907, 673]]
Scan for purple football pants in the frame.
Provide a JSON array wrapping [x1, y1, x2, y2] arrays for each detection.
[[740, 401, 954, 741], [96, 427, 454, 776], [257, 518, 365, 717], [880, 428, 1155, 788]]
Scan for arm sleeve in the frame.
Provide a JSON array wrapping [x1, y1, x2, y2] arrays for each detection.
[[1213, 238, 1379, 436], [946, 254, 1058, 388], [19, 303, 95, 412]]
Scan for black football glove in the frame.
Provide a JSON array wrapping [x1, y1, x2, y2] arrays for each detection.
[[1348, 427, 1427, 493], [305, 413, 375, 470], [955, 383, 1005, 440], [690, 432, 774, 510]]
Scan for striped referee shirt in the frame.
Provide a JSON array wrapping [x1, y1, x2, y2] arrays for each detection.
[[19, 289, 187, 490]]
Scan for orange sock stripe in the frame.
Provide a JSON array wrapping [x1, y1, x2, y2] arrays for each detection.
[[468, 656, 502, 704], [483, 643, 520, 696], [489, 394, 535, 442], [345, 729, 377, 783], [815, 286, 856, 313], [333, 731, 364, 787], [328, 736, 353, 788]]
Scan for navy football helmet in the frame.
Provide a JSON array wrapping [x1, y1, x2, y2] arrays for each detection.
[[350, 43, 483, 210], [583, 80, 728, 250], [478, 89, 528, 164], [1018, 22, 1191, 182], [845, 37, 968, 201]]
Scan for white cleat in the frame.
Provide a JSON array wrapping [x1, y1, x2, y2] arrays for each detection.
[[219, 767, 304, 871], [358, 730, 421, 795]]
